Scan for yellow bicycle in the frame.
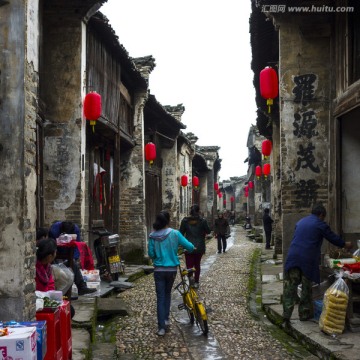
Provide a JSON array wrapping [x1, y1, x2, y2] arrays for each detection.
[[174, 255, 209, 335]]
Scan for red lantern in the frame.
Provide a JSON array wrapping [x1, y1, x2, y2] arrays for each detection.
[[181, 175, 188, 187], [230, 196, 234, 202], [214, 182, 219, 191], [218, 192, 223, 199], [244, 186, 249, 192], [248, 181, 254, 189], [262, 139, 272, 159], [145, 142, 156, 166], [260, 67, 278, 113], [223, 199, 227, 205], [84, 91, 102, 132], [255, 165, 262, 179], [263, 163, 271, 178], [192, 176, 199, 189]]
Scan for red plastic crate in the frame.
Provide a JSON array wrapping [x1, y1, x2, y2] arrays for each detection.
[[59, 301, 72, 360], [36, 307, 63, 360]]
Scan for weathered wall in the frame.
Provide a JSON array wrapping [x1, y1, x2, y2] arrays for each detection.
[[177, 144, 193, 223], [119, 92, 148, 262], [278, 18, 332, 260], [272, 112, 282, 254], [0, 0, 39, 320], [41, 16, 85, 229], [162, 144, 179, 228]]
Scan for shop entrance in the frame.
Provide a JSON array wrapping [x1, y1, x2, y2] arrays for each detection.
[[341, 107, 360, 242]]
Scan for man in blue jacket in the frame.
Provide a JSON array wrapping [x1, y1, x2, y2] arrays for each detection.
[[283, 204, 352, 322]]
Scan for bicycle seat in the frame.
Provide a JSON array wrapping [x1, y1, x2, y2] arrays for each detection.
[[181, 268, 196, 276]]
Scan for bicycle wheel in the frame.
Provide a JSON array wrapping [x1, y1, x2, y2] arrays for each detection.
[[195, 302, 209, 335], [183, 293, 195, 324]]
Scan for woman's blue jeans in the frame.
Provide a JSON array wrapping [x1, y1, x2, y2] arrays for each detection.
[[154, 271, 177, 330]]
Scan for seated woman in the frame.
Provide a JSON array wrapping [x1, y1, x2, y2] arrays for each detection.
[[36, 238, 57, 292], [43, 223, 96, 295], [36, 238, 75, 317]]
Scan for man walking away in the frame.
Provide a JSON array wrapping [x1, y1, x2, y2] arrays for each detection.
[[214, 211, 230, 254], [180, 204, 211, 288], [262, 208, 274, 249]]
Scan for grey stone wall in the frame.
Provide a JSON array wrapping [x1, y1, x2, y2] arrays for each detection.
[[0, 0, 38, 320], [119, 92, 148, 263], [162, 145, 179, 228], [41, 17, 84, 229], [278, 18, 332, 260]]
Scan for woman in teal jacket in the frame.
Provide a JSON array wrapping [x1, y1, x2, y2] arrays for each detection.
[[148, 210, 195, 336]]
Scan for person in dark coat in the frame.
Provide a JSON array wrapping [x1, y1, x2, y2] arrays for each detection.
[[214, 211, 230, 254], [179, 204, 211, 288], [262, 208, 274, 249], [283, 204, 352, 322]]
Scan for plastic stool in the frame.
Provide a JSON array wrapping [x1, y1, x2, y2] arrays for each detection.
[[36, 307, 63, 360], [59, 300, 72, 359]]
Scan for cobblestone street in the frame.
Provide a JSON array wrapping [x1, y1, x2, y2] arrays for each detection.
[[114, 226, 298, 360]]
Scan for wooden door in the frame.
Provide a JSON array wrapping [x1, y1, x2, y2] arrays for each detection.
[[145, 172, 162, 237]]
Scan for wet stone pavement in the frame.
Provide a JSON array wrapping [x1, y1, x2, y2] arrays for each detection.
[[113, 226, 304, 360]]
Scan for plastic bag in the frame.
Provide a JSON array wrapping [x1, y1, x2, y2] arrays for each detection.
[[353, 248, 360, 262], [319, 270, 349, 335], [52, 262, 74, 295]]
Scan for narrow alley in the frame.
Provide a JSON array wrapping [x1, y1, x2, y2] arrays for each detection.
[[110, 226, 309, 360]]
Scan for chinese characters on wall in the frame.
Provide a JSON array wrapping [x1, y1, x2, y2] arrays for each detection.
[[292, 74, 321, 207]]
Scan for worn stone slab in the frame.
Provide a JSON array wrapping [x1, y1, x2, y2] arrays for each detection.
[[91, 343, 118, 359], [109, 281, 133, 289], [71, 297, 97, 329], [97, 297, 130, 316], [72, 328, 91, 360]]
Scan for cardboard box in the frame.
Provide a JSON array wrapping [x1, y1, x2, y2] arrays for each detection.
[[18, 321, 47, 360], [80, 269, 101, 282], [0, 326, 37, 360], [86, 281, 101, 291]]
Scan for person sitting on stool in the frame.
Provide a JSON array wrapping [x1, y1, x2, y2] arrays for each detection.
[[39, 224, 96, 296]]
